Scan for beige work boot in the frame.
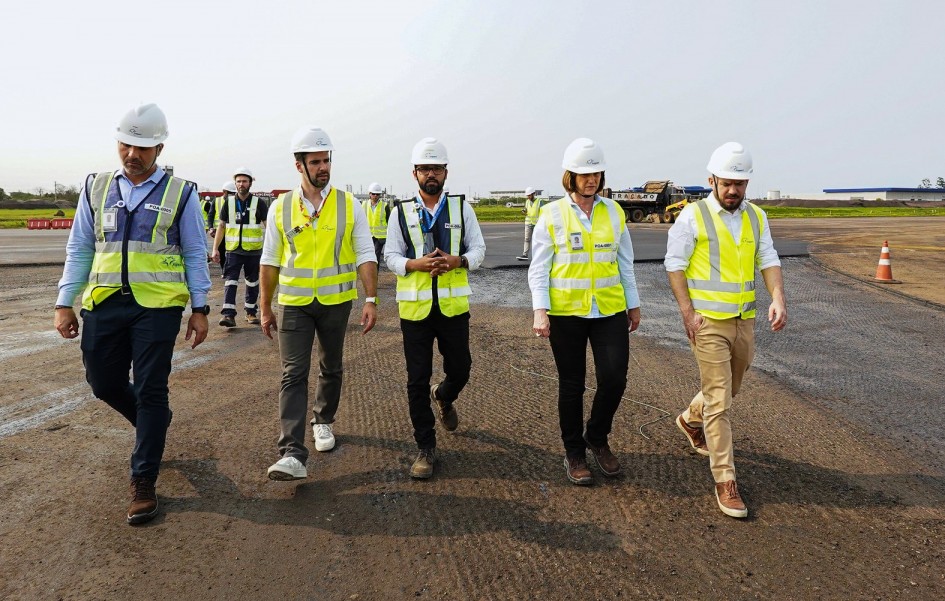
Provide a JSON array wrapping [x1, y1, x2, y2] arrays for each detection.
[[409, 448, 437, 479]]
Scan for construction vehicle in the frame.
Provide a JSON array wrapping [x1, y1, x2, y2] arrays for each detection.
[[601, 181, 709, 223]]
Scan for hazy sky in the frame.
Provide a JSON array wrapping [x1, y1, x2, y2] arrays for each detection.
[[2, 0, 943, 198]]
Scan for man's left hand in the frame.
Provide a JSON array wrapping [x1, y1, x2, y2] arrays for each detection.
[[360, 302, 377, 335], [185, 313, 209, 349]]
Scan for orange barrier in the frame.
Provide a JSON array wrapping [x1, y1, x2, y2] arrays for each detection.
[[51, 218, 73, 229], [874, 240, 901, 284], [26, 218, 52, 230]]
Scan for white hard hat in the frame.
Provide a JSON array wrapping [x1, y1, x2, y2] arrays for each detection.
[[524, 187, 535, 196], [707, 142, 753, 180], [291, 127, 334, 154], [222, 181, 237, 193], [411, 137, 448, 165], [368, 182, 383, 194], [115, 103, 168, 147], [562, 138, 606, 174], [233, 167, 254, 181]]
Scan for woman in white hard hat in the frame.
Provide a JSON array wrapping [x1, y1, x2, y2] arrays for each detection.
[[528, 138, 642, 486]]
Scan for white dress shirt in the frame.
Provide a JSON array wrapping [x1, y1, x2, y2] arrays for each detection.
[[383, 193, 487, 276], [664, 193, 781, 273], [260, 185, 376, 268], [527, 195, 641, 317]]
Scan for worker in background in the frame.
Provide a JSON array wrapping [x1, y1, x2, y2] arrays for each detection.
[[362, 182, 390, 265], [201, 196, 214, 230], [208, 181, 236, 275], [665, 142, 787, 519], [529, 138, 641, 486], [260, 127, 378, 481], [516, 186, 542, 261], [211, 168, 267, 327], [384, 138, 487, 479], [53, 103, 211, 525]]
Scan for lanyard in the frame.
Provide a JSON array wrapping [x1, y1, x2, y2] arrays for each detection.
[[291, 189, 329, 236], [417, 194, 446, 233]]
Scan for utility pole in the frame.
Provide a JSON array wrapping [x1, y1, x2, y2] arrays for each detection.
[[54, 181, 58, 201]]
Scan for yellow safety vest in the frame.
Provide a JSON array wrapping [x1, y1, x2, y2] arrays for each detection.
[[224, 195, 263, 251], [214, 195, 226, 228], [274, 188, 357, 306], [395, 196, 471, 321], [545, 197, 627, 317], [524, 197, 543, 226], [82, 171, 190, 311], [363, 199, 388, 239], [685, 199, 763, 320]]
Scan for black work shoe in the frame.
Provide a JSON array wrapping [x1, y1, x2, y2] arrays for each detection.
[[431, 384, 459, 432], [410, 448, 437, 479], [219, 316, 236, 328], [564, 456, 593, 486], [127, 477, 159, 525]]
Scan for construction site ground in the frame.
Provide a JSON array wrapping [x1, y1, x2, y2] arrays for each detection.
[[1, 217, 943, 600]]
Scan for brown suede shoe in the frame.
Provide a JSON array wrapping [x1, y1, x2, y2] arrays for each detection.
[[564, 456, 593, 486], [715, 480, 748, 518], [676, 414, 710, 456], [583, 436, 621, 477], [431, 384, 458, 432], [410, 448, 437, 479], [127, 477, 159, 525]]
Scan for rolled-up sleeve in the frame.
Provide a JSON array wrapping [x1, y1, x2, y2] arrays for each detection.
[[757, 211, 781, 270], [664, 206, 697, 272], [384, 207, 410, 276], [260, 201, 282, 267], [460, 203, 486, 270], [352, 203, 377, 268]]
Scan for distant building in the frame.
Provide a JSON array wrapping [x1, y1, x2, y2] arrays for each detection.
[[776, 188, 945, 201], [486, 189, 544, 199]]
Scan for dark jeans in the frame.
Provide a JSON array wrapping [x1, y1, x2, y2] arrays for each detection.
[[372, 237, 386, 268], [276, 299, 352, 463], [222, 252, 260, 316], [400, 305, 471, 450], [548, 312, 629, 458], [80, 293, 182, 479]]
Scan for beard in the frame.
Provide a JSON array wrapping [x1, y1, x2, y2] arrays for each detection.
[[421, 179, 444, 196]]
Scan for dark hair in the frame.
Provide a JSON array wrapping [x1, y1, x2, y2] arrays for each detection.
[[561, 170, 605, 194], [294, 152, 332, 163]]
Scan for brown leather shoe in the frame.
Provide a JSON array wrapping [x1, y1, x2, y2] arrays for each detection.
[[410, 448, 437, 479], [127, 477, 159, 525], [564, 456, 593, 486], [583, 436, 621, 476], [715, 480, 748, 518], [431, 385, 458, 432], [676, 414, 710, 456]]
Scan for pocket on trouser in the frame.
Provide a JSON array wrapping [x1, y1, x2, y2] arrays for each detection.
[[137, 308, 184, 344], [79, 308, 97, 352], [277, 307, 296, 332]]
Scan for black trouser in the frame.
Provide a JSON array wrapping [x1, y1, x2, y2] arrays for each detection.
[[372, 237, 386, 267], [222, 252, 260, 317], [548, 312, 629, 458], [80, 293, 182, 479], [400, 304, 471, 450]]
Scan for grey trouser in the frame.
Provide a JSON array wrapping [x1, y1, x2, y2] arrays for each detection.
[[523, 223, 536, 255], [276, 299, 353, 463]]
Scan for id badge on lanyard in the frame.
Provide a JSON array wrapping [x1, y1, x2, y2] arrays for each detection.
[[102, 208, 118, 232], [569, 232, 584, 251]]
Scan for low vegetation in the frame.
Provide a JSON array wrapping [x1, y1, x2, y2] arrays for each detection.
[[0, 208, 76, 229]]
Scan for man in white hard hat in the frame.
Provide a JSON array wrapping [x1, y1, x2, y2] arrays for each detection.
[[260, 127, 378, 481], [207, 181, 236, 275], [516, 186, 543, 261], [664, 141, 787, 519], [384, 137, 487, 479], [363, 182, 390, 265], [54, 103, 212, 525], [212, 168, 267, 327]]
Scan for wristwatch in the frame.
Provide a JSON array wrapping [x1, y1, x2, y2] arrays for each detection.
[[460, 256, 469, 269], [192, 305, 211, 315], [364, 297, 377, 305], [54, 304, 72, 310]]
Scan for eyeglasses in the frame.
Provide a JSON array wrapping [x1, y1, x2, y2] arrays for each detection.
[[415, 166, 445, 175]]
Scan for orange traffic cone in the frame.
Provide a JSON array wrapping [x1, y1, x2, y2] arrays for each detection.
[[874, 240, 901, 284]]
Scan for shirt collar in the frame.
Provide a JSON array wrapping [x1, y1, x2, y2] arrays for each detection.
[[297, 184, 331, 205], [116, 167, 165, 187]]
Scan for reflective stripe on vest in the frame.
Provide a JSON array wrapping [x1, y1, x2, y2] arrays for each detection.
[[545, 197, 627, 316], [275, 188, 357, 306], [224, 195, 263, 251], [395, 196, 470, 320], [684, 199, 762, 319], [81, 171, 189, 311], [363, 200, 388, 238]]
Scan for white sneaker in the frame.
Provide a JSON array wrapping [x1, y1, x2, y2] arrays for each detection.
[[313, 423, 336, 452], [267, 456, 307, 481]]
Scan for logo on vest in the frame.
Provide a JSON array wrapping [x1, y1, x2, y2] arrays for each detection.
[[160, 256, 183, 268], [144, 203, 173, 215], [593, 243, 615, 250]]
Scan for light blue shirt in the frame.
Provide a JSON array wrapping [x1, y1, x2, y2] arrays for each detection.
[[57, 167, 212, 308], [528, 195, 641, 317]]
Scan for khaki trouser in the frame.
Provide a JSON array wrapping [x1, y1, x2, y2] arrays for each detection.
[[682, 316, 755, 483]]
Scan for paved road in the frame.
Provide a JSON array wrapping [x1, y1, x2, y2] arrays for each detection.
[[1, 223, 809, 267]]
